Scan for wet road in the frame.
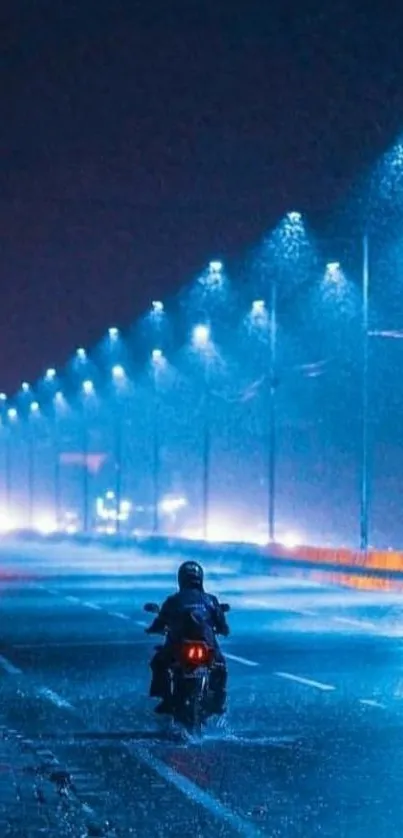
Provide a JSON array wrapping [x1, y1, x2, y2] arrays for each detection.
[[0, 542, 403, 836]]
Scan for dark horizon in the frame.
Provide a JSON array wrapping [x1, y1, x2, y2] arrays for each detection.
[[3, 0, 403, 391]]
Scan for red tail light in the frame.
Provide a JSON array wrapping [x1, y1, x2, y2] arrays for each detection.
[[180, 642, 212, 666]]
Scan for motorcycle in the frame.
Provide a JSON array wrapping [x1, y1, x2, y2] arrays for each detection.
[[144, 601, 230, 735]]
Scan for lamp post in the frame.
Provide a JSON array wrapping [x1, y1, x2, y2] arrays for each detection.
[[151, 350, 164, 535], [192, 324, 212, 540], [268, 280, 278, 543], [360, 233, 370, 551], [111, 365, 126, 536]]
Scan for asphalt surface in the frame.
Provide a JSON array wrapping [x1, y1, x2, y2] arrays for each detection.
[[0, 542, 403, 836]]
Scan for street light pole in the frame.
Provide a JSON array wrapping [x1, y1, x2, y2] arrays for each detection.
[[5, 431, 11, 520], [152, 372, 160, 536], [115, 409, 123, 536], [28, 422, 34, 528], [268, 279, 277, 542], [202, 362, 210, 540], [82, 409, 90, 533], [360, 233, 370, 551]]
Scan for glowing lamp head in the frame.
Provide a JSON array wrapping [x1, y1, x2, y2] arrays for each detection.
[[209, 260, 223, 273], [251, 299, 266, 316], [108, 326, 119, 339], [287, 210, 302, 223], [152, 301, 164, 314], [192, 323, 210, 348], [0, 393, 6, 402], [54, 391, 65, 406], [325, 261, 342, 282], [82, 379, 94, 396], [45, 368, 56, 381], [112, 364, 125, 381], [21, 382, 30, 393], [152, 348, 163, 363], [7, 407, 17, 421], [30, 401, 40, 413], [76, 347, 86, 360]]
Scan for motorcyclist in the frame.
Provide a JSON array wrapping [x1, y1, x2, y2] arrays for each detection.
[[146, 560, 230, 715]]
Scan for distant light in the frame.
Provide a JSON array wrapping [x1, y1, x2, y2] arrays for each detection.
[[106, 490, 115, 500], [54, 391, 66, 409], [30, 401, 40, 413], [21, 382, 30, 393], [76, 348, 87, 360], [251, 299, 266, 316], [287, 211, 302, 223], [0, 393, 6, 402], [108, 326, 119, 339], [325, 261, 343, 282], [112, 364, 125, 380], [152, 348, 163, 363], [45, 368, 56, 381], [34, 515, 57, 535], [209, 260, 223, 273], [192, 323, 210, 348], [160, 495, 188, 514], [152, 301, 164, 314], [7, 408, 17, 420], [82, 379, 94, 395], [279, 531, 301, 549]]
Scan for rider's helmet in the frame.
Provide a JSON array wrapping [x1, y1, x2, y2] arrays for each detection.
[[178, 561, 204, 591]]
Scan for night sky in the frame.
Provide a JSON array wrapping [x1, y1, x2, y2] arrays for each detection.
[[3, 0, 403, 393]]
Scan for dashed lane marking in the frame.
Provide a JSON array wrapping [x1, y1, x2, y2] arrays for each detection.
[[226, 653, 260, 667], [83, 601, 102, 610], [37, 687, 76, 711], [108, 611, 131, 620], [131, 743, 263, 838], [65, 595, 81, 604], [359, 698, 386, 709], [136, 619, 148, 627], [274, 671, 336, 691], [0, 654, 22, 675]]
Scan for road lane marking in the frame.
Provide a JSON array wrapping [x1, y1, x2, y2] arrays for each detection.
[[0, 655, 22, 675], [65, 595, 81, 604], [226, 653, 259, 667], [135, 620, 148, 627], [108, 611, 131, 620], [332, 616, 376, 629], [14, 639, 150, 649], [83, 601, 102, 610], [359, 698, 386, 709], [274, 671, 336, 691], [37, 687, 75, 711], [131, 744, 263, 838]]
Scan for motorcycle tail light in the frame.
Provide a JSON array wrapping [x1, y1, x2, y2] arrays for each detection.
[[181, 642, 212, 665]]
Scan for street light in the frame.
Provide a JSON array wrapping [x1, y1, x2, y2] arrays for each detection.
[[5, 407, 17, 520], [81, 379, 95, 533], [151, 349, 167, 535], [27, 401, 40, 527], [110, 365, 127, 535], [191, 324, 212, 539]]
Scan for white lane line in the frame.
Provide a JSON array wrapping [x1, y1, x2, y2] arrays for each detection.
[[132, 744, 262, 838], [46, 589, 58, 595], [108, 611, 131, 620], [65, 595, 81, 604], [83, 601, 102, 611], [332, 616, 376, 629], [37, 687, 75, 711], [274, 671, 336, 691], [226, 653, 260, 668], [136, 620, 148, 627], [0, 655, 22, 675], [13, 639, 149, 649], [290, 608, 317, 617], [359, 698, 386, 709]]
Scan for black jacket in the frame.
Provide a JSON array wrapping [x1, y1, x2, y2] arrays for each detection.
[[148, 589, 229, 646]]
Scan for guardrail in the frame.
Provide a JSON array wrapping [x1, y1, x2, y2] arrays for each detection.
[[2, 529, 403, 592]]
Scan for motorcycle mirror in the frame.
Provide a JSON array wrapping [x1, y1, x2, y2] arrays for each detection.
[[144, 602, 160, 614], [221, 603, 230, 613]]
